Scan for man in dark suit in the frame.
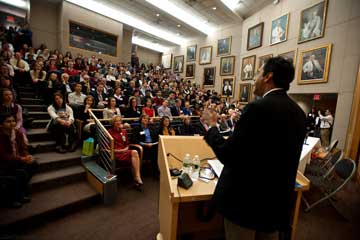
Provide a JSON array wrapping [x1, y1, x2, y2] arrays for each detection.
[[170, 99, 182, 117], [204, 57, 306, 239], [90, 83, 108, 108]]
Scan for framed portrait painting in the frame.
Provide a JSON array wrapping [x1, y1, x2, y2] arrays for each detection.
[[239, 83, 252, 103], [221, 77, 235, 98], [256, 54, 273, 73], [220, 56, 235, 76], [199, 46, 212, 65], [247, 22, 264, 51], [278, 49, 297, 67], [241, 55, 256, 81], [161, 53, 172, 69], [270, 13, 289, 45], [217, 36, 232, 56], [187, 45, 197, 62], [203, 67, 216, 87], [298, 0, 328, 43], [298, 43, 332, 84], [173, 55, 184, 73], [185, 63, 195, 78]]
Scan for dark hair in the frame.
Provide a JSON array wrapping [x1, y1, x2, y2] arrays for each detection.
[[52, 92, 66, 109], [107, 97, 116, 106], [0, 87, 13, 104], [159, 116, 172, 134], [83, 95, 95, 107], [139, 114, 149, 124], [263, 57, 294, 91], [0, 112, 14, 124]]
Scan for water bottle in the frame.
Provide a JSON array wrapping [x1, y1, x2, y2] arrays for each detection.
[[191, 155, 200, 181], [182, 153, 192, 175]]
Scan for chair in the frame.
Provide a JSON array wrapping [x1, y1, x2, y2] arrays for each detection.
[[305, 149, 343, 177], [302, 158, 356, 213]]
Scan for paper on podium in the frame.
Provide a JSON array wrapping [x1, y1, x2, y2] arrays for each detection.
[[208, 159, 224, 178]]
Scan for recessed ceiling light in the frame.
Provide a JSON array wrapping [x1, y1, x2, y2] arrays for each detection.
[[145, 0, 215, 35], [156, 13, 160, 17], [176, 32, 180, 36], [177, 24, 181, 28], [212, 6, 217, 10]]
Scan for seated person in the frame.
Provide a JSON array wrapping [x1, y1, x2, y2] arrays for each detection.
[[47, 92, 77, 153], [108, 116, 143, 189], [170, 99, 183, 117], [0, 113, 38, 208], [90, 83, 108, 109], [219, 114, 230, 132], [132, 114, 159, 175], [103, 97, 121, 119], [78, 95, 97, 139], [194, 111, 210, 136], [182, 101, 193, 116], [0, 88, 27, 141], [124, 96, 141, 118], [178, 116, 196, 136], [68, 83, 86, 119], [158, 116, 175, 136], [157, 100, 172, 119], [142, 98, 155, 118]]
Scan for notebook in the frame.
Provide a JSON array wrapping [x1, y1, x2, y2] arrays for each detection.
[[208, 159, 224, 178]]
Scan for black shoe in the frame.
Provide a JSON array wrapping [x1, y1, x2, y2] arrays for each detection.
[[11, 201, 22, 208], [69, 142, 77, 152], [21, 196, 31, 204], [56, 146, 67, 153]]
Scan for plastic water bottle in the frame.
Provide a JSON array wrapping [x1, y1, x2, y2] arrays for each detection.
[[191, 155, 200, 181], [182, 153, 192, 175]]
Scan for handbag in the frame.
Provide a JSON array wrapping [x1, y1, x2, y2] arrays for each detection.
[[82, 137, 94, 156]]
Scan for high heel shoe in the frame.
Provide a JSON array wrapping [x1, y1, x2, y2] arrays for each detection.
[[134, 180, 144, 192]]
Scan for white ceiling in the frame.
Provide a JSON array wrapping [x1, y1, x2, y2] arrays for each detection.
[[107, 0, 272, 48]]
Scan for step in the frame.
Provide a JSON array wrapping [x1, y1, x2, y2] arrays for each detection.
[[29, 140, 56, 153], [20, 97, 44, 105], [17, 86, 33, 92], [28, 111, 50, 120], [19, 91, 36, 98], [27, 128, 52, 142], [35, 149, 82, 173], [31, 119, 49, 129], [30, 165, 86, 193], [23, 104, 47, 112], [0, 181, 99, 230]]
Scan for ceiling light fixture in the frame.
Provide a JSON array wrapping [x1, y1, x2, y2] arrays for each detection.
[[65, 0, 184, 45], [221, 0, 240, 11], [177, 24, 181, 28], [144, 0, 215, 35], [132, 36, 169, 53], [0, 0, 27, 9], [156, 13, 160, 17], [212, 6, 217, 10]]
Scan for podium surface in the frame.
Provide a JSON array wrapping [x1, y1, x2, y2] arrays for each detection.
[[157, 136, 311, 240]]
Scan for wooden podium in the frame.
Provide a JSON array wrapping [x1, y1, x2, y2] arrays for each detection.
[[156, 136, 310, 240]]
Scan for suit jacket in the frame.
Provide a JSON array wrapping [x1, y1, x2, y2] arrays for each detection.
[[170, 106, 182, 117], [132, 124, 159, 144], [90, 90, 108, 107], [204, 90, 306, 232], [194, 121, 208, 136]]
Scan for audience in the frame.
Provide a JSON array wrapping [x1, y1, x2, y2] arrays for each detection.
[[103, 97, 121, 119]]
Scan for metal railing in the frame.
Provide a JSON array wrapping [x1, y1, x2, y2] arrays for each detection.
[[88, 109, 201, 174], [88, 109, 115, 174]]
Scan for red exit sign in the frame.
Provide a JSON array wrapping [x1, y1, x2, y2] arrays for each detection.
[[313, 94, 321, 100]]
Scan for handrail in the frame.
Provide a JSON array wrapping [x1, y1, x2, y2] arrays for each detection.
[[88, 109, 115, 174]]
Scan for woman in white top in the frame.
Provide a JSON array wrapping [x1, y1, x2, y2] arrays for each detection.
[[103, 97, 121, 119], [47, 92, 76, 153]]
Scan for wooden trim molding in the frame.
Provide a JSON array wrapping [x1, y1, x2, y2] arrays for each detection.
[[344, 65, 360, 183]]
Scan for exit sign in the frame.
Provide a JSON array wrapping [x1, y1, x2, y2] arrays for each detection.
[[313, 94, 320, 100]]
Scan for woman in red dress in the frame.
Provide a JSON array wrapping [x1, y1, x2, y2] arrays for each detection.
[[108, 116, 143, 189], [142, 98, 155, 118]]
